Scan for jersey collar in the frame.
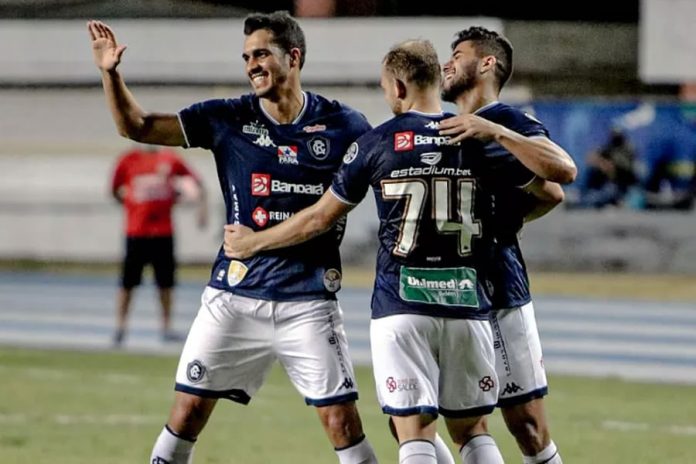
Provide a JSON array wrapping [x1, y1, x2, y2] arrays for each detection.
[[259, 91, 308, 125]]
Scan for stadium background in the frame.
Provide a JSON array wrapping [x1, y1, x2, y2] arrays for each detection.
[[1, 1, 695, 463]]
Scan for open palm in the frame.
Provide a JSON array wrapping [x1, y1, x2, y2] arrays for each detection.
[[87, 20, 127, 71]]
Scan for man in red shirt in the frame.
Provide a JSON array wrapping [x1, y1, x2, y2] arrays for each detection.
[[111, 144, 207, 346]]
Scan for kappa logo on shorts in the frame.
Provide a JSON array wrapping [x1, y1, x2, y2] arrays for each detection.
[[186, 360, 206, 383], [478, 376, 495, 392], [227, 260, 248, 287], [341, 377, 354, 389], [502, 382, 524, 395], [323, 268, 342, 293], [152, 457, 171, 464]]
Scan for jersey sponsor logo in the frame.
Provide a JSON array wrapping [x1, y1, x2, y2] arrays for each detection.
[[414, 134, 457, 146], [269, 211, 293, 221], [253, 134, 276, 147], [501, 382, 524, 395], [386, 376, 418, 393], [186, 360, 206, 383], [399, 266, 478, 307], [394, 131, 415, 151], [251, 173, 271, 196], [252, 206, 269, 227], [277, 145, 299, 165], [323, 268, 342, 292], [420, 151, 442, 165], [389, 166, 471, 178], [424, 120, 440, 129], [226, 260, 248, 286], [243, 120, 270, 136], [307, 136, 330, 160], [478, 376, 495, 392], [343, 142, 359, 164], [302, 123, 327, 133], [251, 173, 324, 196], [271, 179, 324, 195]]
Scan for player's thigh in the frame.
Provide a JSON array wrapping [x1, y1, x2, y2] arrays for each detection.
[[121, 237, 146, 288], [151, 236, 176, 288], [370, 314, 440, 417], [275, 299, 359, 406], [438, 318, 498, 417], [175, 288, 276, 404], [491, 302, 548, 407]]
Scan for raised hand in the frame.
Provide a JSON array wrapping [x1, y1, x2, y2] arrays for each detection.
[[87, 20, 127, 72], [438, 113, 502, 144]]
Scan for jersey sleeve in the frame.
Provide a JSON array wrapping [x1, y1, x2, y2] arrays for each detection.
[[484, 144, 536, 188], [330, 131, 381, 205], [178, 99, 238, 150]]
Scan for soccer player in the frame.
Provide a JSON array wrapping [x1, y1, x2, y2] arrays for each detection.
[[223, 39, 564, 464], [87, 11, 378, 464], [110, 143, 207, 347], [438, 26, 577, 464]]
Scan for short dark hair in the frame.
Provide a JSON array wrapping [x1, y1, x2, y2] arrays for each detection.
[[243, 11, 307, 69], [383, 39, 441, 89], [451, 26, 513, 89]]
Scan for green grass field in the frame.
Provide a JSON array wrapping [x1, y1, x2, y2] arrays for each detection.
[[1, 347, 694, 463]]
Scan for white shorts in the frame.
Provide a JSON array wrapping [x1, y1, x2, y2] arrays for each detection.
[[175, 286, 358, 406], [370, 314, 498, 419], [491, 302, 548, 407]]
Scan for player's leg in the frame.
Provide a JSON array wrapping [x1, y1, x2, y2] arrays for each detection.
[[152, 236, 178, 340], [115, 237, 145, 346], [438, 318, 503, 464], [492, 302, 562, 462], [151, 288, 276, 463], [388, 418, 455, 464], [275, 299, 377, 463], [370, 314, 455, 464]]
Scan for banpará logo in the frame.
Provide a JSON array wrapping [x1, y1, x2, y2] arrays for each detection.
[[405, 276, 474, 290]]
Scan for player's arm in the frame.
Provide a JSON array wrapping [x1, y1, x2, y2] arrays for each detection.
[[439, 114, 577, 184], [223, 191, 354, 260], [521, 177, 564, 223], [87, 20, 184, 146]]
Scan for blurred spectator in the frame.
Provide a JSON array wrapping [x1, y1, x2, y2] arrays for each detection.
[[578, 127, 638, 208], [642, 144, 696, 211], [111, 144, 207, 347]]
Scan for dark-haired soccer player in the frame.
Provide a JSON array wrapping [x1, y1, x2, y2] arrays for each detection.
[[88, 11, 378, 464], [438, 26, 577, 464]]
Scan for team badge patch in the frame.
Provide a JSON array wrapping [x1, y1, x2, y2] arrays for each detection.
[[227, 260, 249, 287], [186, 360, 206, 383], [343, 142, 359, 164], [323, 268, 342, 292], [307, 136, 330, 160]]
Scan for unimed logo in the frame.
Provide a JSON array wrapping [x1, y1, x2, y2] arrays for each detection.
[[406, 276, 474, 290]]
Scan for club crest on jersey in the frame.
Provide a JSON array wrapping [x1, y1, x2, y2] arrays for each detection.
[[323, 268, 342, 292], [394, 131, 414, 151], [252, 206, 269, 227], [227, 260, 249, 287], [278, 145, 299, 164], [251, 173, 271, 196], [343, 142, 359, 164], [302, 124, 327, 133], [307, 136, 330, 160], [186, 360, 206, 383]]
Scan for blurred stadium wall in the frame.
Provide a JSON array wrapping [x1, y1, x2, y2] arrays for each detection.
[[2, 1, 696, 272]]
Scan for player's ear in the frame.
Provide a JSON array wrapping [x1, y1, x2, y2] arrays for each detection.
[[396, 78, 407, 99], [480, 55, 496, 74], [289, 48, 302, 68]]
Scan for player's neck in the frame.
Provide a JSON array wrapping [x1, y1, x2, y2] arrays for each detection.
[[260, 85, 305, 124], [407, 90, 442, 114], [455, 86, 498, 114]]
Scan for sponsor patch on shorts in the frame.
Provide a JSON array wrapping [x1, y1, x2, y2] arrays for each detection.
[[399, 266, 478, 307]]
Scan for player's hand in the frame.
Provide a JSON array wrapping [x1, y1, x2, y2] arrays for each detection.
[[438, 114, 502, 144], [87, 20, 127, 72], [223, 224, 258, 259]]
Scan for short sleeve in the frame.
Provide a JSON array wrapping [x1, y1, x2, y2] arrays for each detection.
[[330, 131, 382, 205]]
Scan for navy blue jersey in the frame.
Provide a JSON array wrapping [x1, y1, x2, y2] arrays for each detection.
[[331, 111, 533, 320], [179, 91, 371, 301], [477, 102, 549, 309]]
